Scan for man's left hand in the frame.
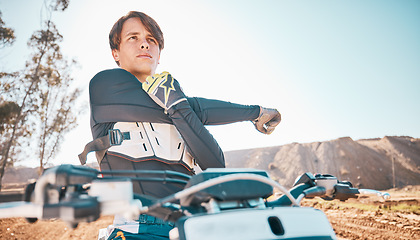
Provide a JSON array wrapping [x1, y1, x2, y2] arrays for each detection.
[[253, 107, 281, 135]]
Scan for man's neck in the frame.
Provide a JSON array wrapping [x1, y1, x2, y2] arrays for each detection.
[[130, 71, 153, 83], [120, 67, 155, 83], [135, 73, 148, 83]]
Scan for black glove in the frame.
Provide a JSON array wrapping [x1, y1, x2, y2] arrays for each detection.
[[253, 107, 281, 134]]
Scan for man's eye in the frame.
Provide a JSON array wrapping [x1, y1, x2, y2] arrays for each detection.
[[148, 38, 157, 44], [129, 36, 137, 40]]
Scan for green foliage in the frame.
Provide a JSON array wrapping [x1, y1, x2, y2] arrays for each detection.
[[304, 198, 420, 215], [49, 0, 70, 11], [389, 203, 420, 215], [0, 11, 15, 48], [0, 101, 20, 134]]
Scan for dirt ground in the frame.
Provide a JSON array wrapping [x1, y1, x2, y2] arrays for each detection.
[[302, 185, 420, 240], [0, 186, 419, 240]]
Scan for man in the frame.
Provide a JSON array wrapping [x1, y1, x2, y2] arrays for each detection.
[[82, 11, 281, 240]]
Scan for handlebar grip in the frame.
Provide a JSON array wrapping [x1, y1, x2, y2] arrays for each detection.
[[42, 197, 100, 228], [333, 184, 359, 201]]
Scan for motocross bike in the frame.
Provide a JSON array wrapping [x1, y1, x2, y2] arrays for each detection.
[[0, 164, 390, 240]]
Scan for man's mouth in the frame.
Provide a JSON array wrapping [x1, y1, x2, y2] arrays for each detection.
[[137, 53, 152, 58]]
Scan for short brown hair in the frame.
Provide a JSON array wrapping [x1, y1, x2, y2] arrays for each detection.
[[109, 11, 164, 52]]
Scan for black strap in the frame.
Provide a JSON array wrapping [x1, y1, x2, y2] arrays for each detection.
[[78, 129, 128, 165]]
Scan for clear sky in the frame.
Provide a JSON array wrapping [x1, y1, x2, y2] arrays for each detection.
[[1, 0, 419, 167]]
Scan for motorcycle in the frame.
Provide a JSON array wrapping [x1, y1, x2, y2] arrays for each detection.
[[0, 164, 390, 240]]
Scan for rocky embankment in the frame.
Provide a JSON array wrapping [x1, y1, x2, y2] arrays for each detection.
[[225, 136, 420, 190]]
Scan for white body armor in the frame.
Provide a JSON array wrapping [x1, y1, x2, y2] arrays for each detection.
[[108, 122, 200, 172]]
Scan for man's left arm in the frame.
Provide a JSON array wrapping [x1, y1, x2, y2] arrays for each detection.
[[187, 97, 260, 125], [187, 97, 281, 135], [142, 72, 281, 169]]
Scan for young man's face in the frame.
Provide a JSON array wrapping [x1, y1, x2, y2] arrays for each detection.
[[112, 17, 161, 82]]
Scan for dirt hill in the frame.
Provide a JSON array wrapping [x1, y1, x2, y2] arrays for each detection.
[[2, 166, 39, 184], [1, 162, 100, 187], [225, 136, 420, 190]]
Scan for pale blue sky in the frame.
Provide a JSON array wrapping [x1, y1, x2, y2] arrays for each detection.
[[1, 0, 419, 167]]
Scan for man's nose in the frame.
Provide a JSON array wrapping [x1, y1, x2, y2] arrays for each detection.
[[140, 40, 149, 50]]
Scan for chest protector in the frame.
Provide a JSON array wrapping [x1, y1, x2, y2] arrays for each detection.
[[108, 122, 197, 171]]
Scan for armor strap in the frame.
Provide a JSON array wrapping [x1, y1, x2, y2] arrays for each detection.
[[78, 129, 130, 165]]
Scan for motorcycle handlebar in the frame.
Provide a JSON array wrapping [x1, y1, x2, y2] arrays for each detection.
[[0, 166, 392, 228]]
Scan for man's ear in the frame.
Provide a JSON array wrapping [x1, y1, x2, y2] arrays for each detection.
[[112, 49, 120, 62]]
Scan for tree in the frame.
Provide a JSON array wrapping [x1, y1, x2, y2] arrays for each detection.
[[0, 11, 15, 49], [0, 11, 18, 135], [0, 11, 22, 188], [0, 0, 82, 189], [28, 20, 83, 172]]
